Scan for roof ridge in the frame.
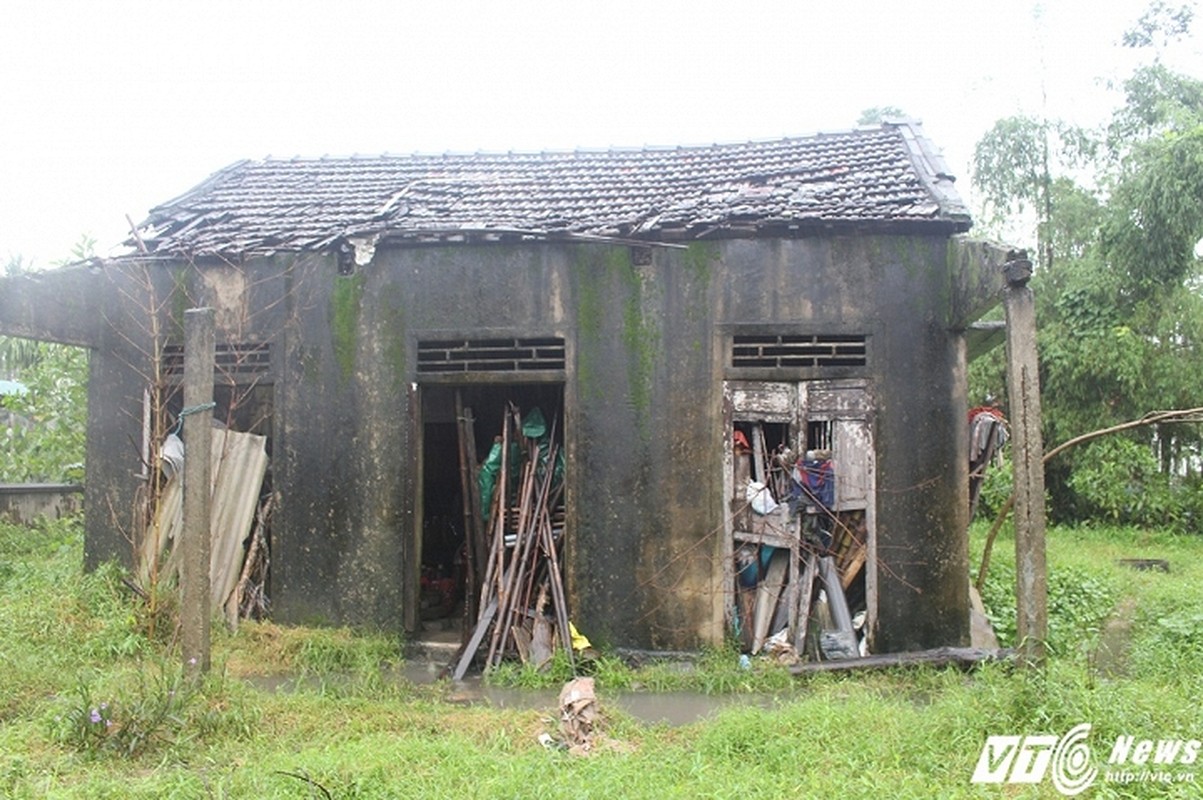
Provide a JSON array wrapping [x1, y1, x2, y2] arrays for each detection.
[[890, 121, 971, 223], [149, 158, 253, 215], [247, 124, 903, 164]]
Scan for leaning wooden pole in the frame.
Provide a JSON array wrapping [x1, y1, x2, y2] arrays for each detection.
[[454, 391, 479, 627], [181, 307, 215, 677], [1003, 254, 1047, 668]]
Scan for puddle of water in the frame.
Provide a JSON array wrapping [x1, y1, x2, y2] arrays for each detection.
[[609, 691, 778, 726], [446, 678, 779, 726], [245, 662, 782, 727]]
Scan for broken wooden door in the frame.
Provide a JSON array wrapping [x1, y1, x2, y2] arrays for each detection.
[[722, 378, 876, 656]]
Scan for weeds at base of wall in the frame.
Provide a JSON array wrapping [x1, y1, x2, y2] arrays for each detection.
[[486, 645, 799, 695]]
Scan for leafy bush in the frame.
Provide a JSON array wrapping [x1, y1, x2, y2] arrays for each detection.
[[979, 562, 1117, 655], [974, 457, 1013, 520], [1065, 436, 1203, 531], [0, 341, 87, 483]]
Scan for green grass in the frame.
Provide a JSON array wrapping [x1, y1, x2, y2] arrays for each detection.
[[2, 516, 1202, 798]]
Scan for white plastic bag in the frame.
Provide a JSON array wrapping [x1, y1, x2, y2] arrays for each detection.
[[745, 480, 779, 515]]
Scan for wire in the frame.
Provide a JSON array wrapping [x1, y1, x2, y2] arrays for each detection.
[[169, 401, 216, 435]]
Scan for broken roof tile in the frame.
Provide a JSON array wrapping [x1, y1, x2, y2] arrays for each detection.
[[133, 121, 971, 257]]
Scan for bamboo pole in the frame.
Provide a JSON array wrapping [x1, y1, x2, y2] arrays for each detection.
[[486, 406, 524, 666], [490, 449, 538, 665], [454, 391, 478, 626], [537, 444, 573, 667]]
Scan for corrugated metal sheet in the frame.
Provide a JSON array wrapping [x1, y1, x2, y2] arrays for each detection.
[[140, 427, 268, 626]]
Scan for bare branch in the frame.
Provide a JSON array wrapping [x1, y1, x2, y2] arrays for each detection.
[[975, 405, 1203, 590]]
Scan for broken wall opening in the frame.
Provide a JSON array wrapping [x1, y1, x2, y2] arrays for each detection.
[[148, 363, 274, 623], [724, 379, 876, 662], [417, 382, 565, 644]]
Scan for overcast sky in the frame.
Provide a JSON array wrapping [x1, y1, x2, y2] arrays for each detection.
[[2, 0, 1197, 267]]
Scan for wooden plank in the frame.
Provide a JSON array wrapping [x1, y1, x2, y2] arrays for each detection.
[[793, 550, 819, 654], [751, 422, 766, 484], [833, 418, 872, 508], [451, 597, 498, 681], [807, 379, 873, 416], [790, 647, 1012, 675], [752, 548, 788, 654], [454, 391, 479, 626], [731, 382, 795, 418], [840, 543, 866, 590], [734, 528, 797, 551]]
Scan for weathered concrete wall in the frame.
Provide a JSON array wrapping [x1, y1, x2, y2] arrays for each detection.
[[4, 233, 1003, 652], [318, 235, 972, 650], [706, 236, 971, 651], [948, 236, 1015, 329], [0, 484, 83, 524], [0, 264, 108, 347], [566, 245, 721, 650]]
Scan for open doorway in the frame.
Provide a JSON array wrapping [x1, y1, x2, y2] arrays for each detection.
[[723, 379, 876, 659], [416, 382, 565, 643]]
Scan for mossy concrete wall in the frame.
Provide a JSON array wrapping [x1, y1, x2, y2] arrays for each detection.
[[291, 235, 973, 651], [0, 233, 1008, 652]]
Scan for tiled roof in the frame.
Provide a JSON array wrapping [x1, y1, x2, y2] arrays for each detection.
[[134, 121, 971, 257]]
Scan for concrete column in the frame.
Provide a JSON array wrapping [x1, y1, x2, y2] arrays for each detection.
[[181, 307, 215, 677], [1003, 254, 1047, 667]]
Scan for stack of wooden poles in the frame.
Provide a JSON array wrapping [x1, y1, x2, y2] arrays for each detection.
[[452, 403, 572, 679]]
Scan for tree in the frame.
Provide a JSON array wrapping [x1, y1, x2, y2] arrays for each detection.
[[0, 256, 40, 379], [1121, 1, 1195, 50], [971, 117, 1096, 273], [0, 253, 90, 483], [857, 106, 907, 125], [0, 340, 87, 483], [969, 1, 1203, 527]]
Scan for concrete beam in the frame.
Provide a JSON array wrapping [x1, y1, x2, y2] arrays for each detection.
[[181, 307, 215, 677], [947, 237, 1018, 330], [0, 262, 108, 347]]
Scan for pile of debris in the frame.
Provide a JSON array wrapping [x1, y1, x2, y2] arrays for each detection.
[[732, 422, 868, 663], [452, 403, 571, 679]]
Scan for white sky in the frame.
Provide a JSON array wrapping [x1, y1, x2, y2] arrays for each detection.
[[1, 0, 1197, 267]]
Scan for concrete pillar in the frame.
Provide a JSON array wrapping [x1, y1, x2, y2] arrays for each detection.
[[1003, 254, 1047, 667], [181, 307, 214, 677]]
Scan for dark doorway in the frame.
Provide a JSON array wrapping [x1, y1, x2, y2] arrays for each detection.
[[417, 382, 565, 641]]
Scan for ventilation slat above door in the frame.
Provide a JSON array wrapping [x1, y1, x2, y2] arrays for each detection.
[[732, 334, 866, 368], [418, 337, 565, 374]]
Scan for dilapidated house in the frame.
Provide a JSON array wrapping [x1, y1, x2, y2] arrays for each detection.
[[0, 121, 1019, 655]]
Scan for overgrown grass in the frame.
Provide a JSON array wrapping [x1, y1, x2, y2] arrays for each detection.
[[3, 515, 1202, 798]]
